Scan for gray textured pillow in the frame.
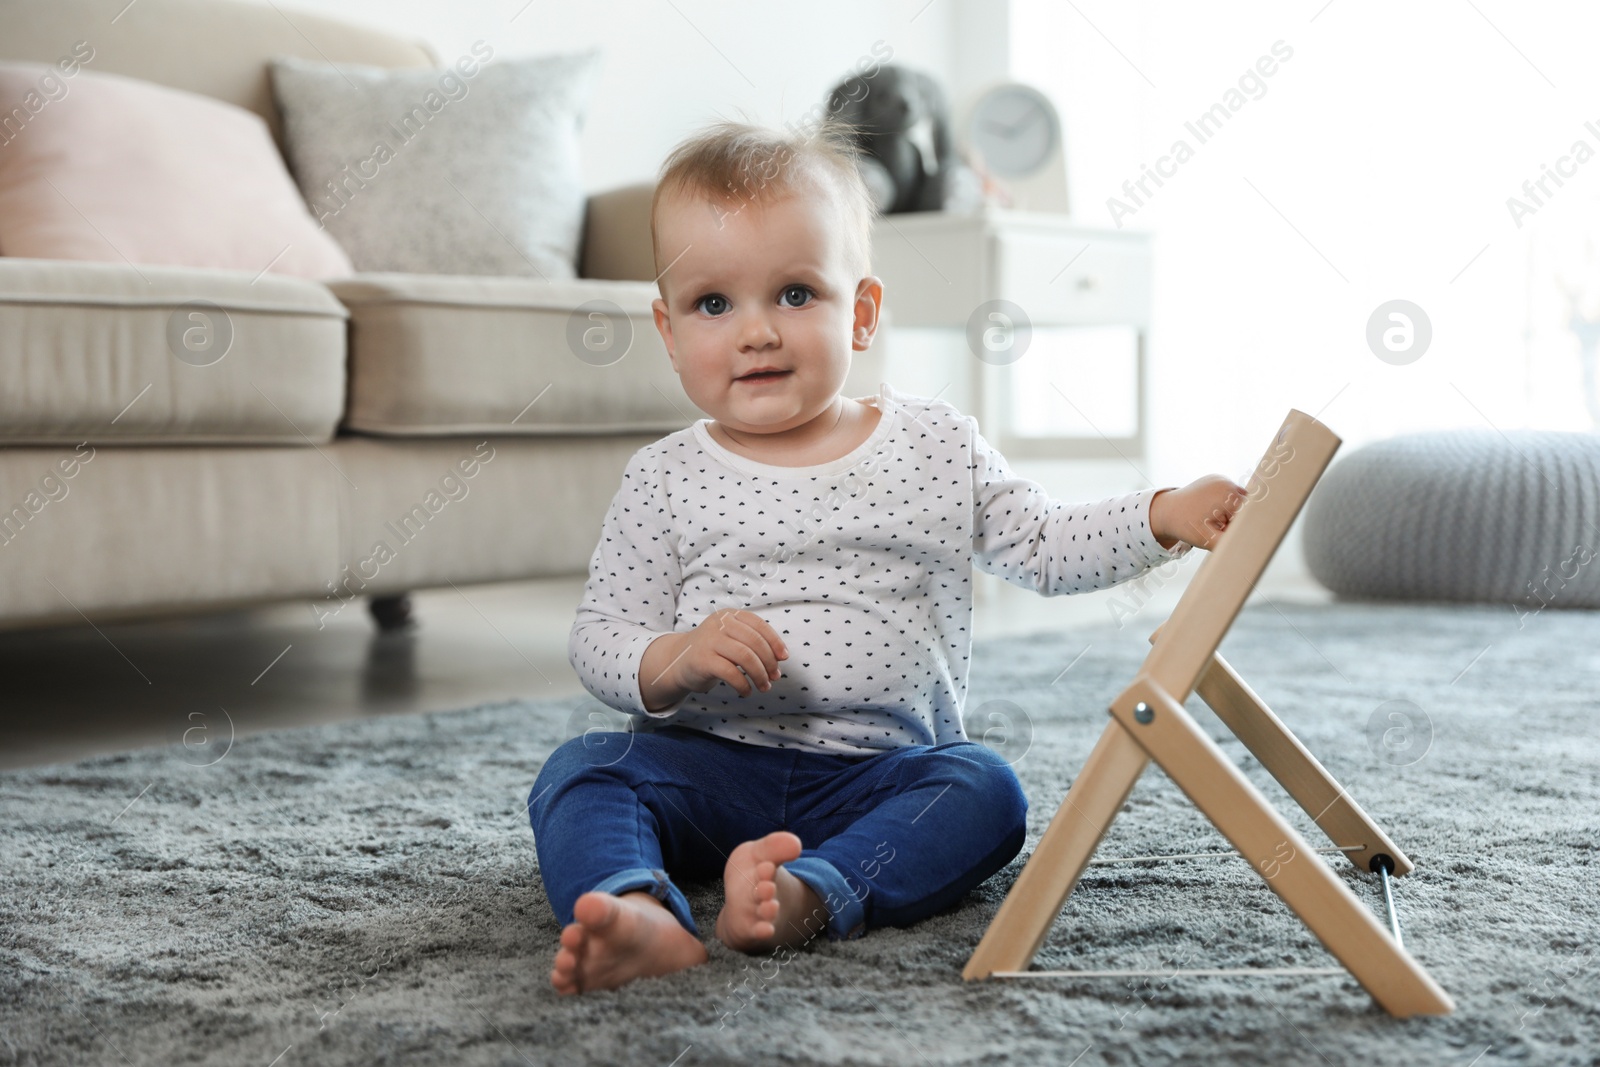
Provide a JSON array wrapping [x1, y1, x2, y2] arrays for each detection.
[[1302, 429, 1600, 610], [270, 49, 601, 278]]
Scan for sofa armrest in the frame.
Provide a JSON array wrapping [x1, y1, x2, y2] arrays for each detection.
[[578, 181, 657, 283]]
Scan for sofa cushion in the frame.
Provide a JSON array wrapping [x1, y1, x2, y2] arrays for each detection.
[[270, 49, 602, 278], [327, 273, 700, 435], [0, 63, 352, 280], [0, 259, 348, 445]]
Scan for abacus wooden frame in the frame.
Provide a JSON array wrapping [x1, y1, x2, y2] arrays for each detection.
[[961, 408, 1455, 1018]]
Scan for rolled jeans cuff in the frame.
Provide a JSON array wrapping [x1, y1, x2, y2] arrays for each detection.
[[784, 855, 867, 942], [591, 867, 699, 938]]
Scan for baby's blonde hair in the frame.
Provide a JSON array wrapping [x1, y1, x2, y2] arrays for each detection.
[[651, 116, 877, 294]]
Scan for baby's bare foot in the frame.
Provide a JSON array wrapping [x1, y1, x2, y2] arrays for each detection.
[[549, 890, 708, 995], [714, 830, 830, 953]]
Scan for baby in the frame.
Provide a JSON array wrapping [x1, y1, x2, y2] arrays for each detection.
[[529, 119, 1247, 995]]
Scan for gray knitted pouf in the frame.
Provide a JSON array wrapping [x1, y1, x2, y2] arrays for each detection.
[[1302, 429, 1600, 610]]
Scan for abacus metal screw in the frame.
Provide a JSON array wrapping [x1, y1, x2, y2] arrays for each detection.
[[1369, 854, 1403, 947], [1133, 701, 1154, 724]]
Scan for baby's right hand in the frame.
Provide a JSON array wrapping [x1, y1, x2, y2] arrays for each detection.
[[669, 609, 789, 698]]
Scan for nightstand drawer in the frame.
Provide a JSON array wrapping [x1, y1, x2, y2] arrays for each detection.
[[992, 232, 1151, 327]]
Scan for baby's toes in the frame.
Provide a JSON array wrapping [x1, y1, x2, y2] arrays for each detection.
[[551, 948, 580, 992]]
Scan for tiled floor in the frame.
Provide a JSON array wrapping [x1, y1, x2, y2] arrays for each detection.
[[0, 569, 1332, 770]]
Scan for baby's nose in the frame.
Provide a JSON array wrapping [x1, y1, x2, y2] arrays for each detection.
[[738, 310, 780, 346]]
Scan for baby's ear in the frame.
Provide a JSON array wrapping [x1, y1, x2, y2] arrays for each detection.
[[651, 298, 679, 368], [851, 275, 885, 351]]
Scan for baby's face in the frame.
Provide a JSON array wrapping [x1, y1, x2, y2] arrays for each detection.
[[651, 184, 881, 437]]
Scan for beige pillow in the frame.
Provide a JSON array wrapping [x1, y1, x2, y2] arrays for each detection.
[[270, 50, 602, 278], [0, 63, 351, 279]]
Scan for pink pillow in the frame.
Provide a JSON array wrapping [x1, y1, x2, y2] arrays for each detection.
[[0, 63, 351, 279]]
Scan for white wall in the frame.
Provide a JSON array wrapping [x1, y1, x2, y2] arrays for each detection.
[[281, 0, 974, 193], [1014, 0, 1600, 486]]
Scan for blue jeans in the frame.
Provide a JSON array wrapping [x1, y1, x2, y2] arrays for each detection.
[[527, 724, 1028, 944]]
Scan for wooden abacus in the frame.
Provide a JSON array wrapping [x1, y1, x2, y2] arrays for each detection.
[[963, 409, 1454, 1018]]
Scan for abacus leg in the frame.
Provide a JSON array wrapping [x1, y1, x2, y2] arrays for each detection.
[[962, 720, 1149, 980], [1193, 649, 1414, 876], [1111, 679, 1454, 1017]]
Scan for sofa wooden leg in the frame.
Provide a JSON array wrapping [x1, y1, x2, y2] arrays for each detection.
[[369, 593, 415, 632]]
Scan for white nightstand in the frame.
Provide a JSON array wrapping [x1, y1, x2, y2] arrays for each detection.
[[870, 205, 1152, 463], [869, 207, 1156, 614]]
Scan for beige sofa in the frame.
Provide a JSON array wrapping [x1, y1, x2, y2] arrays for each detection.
[[0, 0, 886, 631]]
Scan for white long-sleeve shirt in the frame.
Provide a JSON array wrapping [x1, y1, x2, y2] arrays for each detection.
[[567, 382, 1191, 756]]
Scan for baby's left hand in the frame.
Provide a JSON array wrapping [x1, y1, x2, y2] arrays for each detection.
[[1150, 475, 1250, 552]]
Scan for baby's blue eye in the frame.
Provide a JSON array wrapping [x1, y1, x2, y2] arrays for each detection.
[[696, 294, 729, 316], [781, 285, 813, 308]]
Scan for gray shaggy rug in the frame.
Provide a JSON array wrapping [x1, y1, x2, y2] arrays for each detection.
[[2, 600, 1597, 1066]]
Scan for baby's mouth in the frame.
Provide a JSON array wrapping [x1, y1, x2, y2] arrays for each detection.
[[737, 370, 791, 383]]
